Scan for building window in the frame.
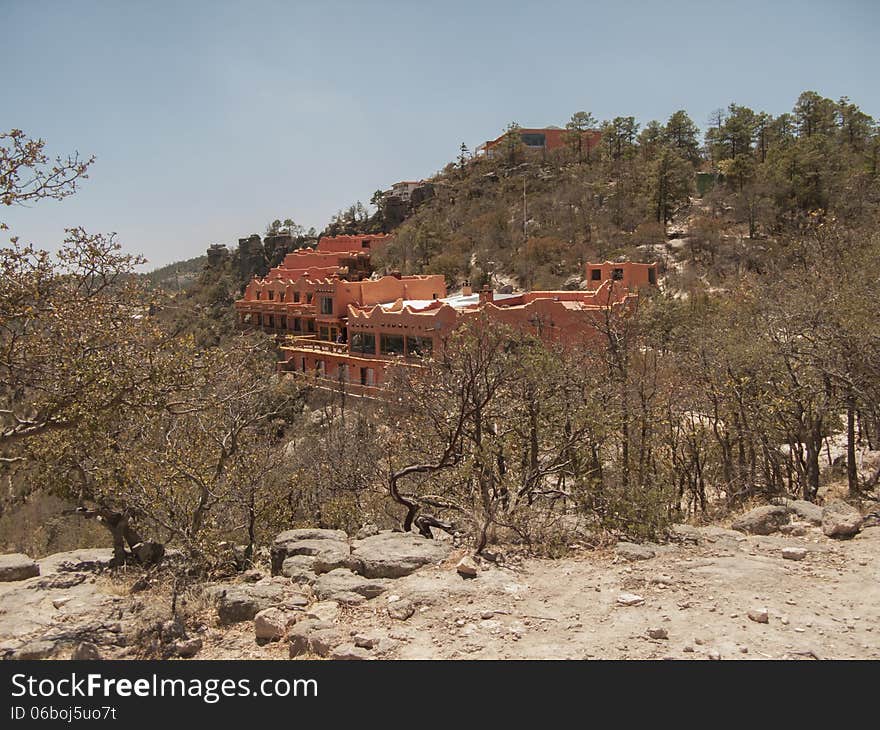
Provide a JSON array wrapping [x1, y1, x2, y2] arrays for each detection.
[[350, 332, 376, 355], [294, 291, 301, 303], [362, 239, 370, 248], [521, 133, 546, 147], [612, 268, 624, 281], [268, 290, 274, 300], [280, 316, 287, 329], [648, 268, 657, 285], [306, 293, 314, 304], [266, 315, 274, 328], [254, 313, 261, 326], [306, 319, 315, 333], [319, 326, 330, 341], [279, 291, 284, 302], [406, 336, 433, 357], [381, 333, 405, 356], [591, 269, 602, 281], [320, 296, 333, 315], [292, 317, 301, 332]]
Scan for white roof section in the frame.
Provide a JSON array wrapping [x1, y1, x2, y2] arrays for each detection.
[[378, 292, 520, 312]]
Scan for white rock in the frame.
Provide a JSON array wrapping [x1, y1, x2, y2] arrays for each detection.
[[782, 547, 807, 561], [748, 607, 769, 624], [617, 593, 645, 607]]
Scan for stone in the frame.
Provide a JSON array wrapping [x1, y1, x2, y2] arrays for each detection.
[[329, 643, 372, 660], [821, 502, 862, 538], [355, 523, 379, 540], [305, 600, 340, 623], [708, 649, 721, 660], [748, 608, 769, 624], [288, 620, 345, 658], [353, 633, 380, 649], [38, 548, 114, 574], [0, 553, 40, 582], [782, 547, 807, 561], [12, 639, 57, 660], [254, 607, 295, 641], [731, 505, 791, 535], [270, 529, 349, 574], [52, 596, 73, 609], [456, 556, 479, 578], [71, 642, 102, 660], [616, 593, 645, 607], [280, 555, 318, 584], [131, 541, 165, 566], [351, 532, 452, 579], [242, 569, 263, 583], [313, 568, 390, 601], [275, 539, 358, 575], [387, 598, 415, 621], [647, 627, 668, 639], [616, 542, 656, 561], [174, 638, 202, 658], [215, 584, 284, 624], [786, 500, 824, 525]]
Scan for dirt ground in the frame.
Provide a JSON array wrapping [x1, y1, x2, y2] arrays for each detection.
[[198, 521, 880, 661]]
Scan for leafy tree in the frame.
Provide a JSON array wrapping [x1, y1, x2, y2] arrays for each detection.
[[565, 111, 597, 162]]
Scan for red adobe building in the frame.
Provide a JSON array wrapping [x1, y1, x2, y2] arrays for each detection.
[[476, 126, 602, 158], [235, 236, 658, 395]]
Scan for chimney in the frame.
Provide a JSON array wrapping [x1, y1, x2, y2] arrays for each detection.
[[461, 280, 473, 296], [478, 285, 494, 304]]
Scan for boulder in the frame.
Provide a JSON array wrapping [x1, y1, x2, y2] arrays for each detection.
[[280, 555, 318, 584], [215, 584, 284, 624], [271, 534, 356, 576], [782, 547, 807, 561], [616, 542, 656, 561], [254, 607, 296, 641], [387, 598, 415, 621], [12, 639, 57, 660], [731, 505, 791, 535], [39, 548, 114, 574], [355, 523, 379, 540], [271, 529, 349, 574], [647, 627, 668, 640], [330, 643, 372, 660], [822, 502, 862, 538], [456, 556, 479, 578], [71, 642, 102, 660], [351, 532, 452, 579], [288, 620, 344, 658], [786, 500, 824, 526], [174, 638, 202, 658], [0, 553, 39, 582], [305, 600, 340, 623], [747, 608, 769, 624], [313, 569, 389, 601]]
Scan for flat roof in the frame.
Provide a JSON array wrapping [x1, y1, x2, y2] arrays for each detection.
[[379, 292, 520, 311]]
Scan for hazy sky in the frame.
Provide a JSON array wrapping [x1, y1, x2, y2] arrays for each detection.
[[3, 0, 877, 269]]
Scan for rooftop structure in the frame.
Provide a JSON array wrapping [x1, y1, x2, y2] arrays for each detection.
[[476, 126, 602, 159]]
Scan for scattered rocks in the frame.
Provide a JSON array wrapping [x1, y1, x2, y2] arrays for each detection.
[[254, 607, 296, 642], [821, 502, 863, 538], [387, 598, 415, 621], [647, 627, 668, 639], [616, 542, 656, 561], [616, 593, 645, 607], [782, 547, 807, 561], [71, 642, 102, 660], [731, 505, 791, 535], [0, 553, 40, 582], [747, 608, 769, 624], [352, 532, 452, 579], [456, 556, 479, 578]]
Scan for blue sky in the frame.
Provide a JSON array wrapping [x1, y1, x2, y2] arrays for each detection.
[[3, 0, 877, 269]]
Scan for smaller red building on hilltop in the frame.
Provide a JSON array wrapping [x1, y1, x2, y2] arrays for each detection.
[[477, 126, 602, 159]]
